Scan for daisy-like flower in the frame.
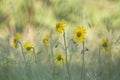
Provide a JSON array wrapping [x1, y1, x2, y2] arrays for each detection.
[[55, 20, 66, 33], [43, 34, 49, 48], [54, 51, 65, 65], [101, 38, 110, 53], [74, 26, 86, 42], [24, 42, 33, 52], [14, 32, 21, 39], [11, 32, 21, 48]]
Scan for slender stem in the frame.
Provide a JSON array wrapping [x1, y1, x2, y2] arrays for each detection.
[[108, 33, 112, 80], [44, 46, 50, 64], [98, 47, 102, 80], [17, 40, 27, 64], [81, 41, 85, 80], [63, 31, 71, 80], [50, 31, 55, 80], [16, 49, 20, 64], [109, 44, 112, 80], [32, 47, 36, 63]]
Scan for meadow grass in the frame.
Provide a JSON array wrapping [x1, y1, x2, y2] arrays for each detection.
[[0, 0, 120, 80]]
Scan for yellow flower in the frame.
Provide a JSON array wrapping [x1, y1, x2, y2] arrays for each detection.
[[24, 42, 33, 51], [101, 38, 110, 53], [74, 26, 86, 42], [11, 32, 21, 48], [55, 20, 66, 33], [43, 34, 49, 48], [14, 32, 21, 39], [54, 51, 65, 65]]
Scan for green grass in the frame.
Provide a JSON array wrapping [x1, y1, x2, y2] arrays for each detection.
[[0, 0, 120, 80]]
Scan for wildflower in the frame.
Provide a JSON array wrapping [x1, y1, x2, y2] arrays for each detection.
[[74, 26, 86, 42], [101, 38, 110, 53], [55, 20, 66, 33], [24, 42, 33, 52], [11, 32, 21, 48], [43, 34, 49, 48], [54, 51, 65, 65], [14, 32, 21, 39]]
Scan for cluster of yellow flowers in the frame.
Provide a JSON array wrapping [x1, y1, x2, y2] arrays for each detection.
[[54, 20, 87, 65], [11, 33, 34, 52], [11, 20, 110, 66], [55, 20, 86, 42], [54, 20, 110, 65]]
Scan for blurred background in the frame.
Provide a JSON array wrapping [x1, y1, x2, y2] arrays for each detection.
[[0, 0, 120, 80], [0, 0, 120, 36]]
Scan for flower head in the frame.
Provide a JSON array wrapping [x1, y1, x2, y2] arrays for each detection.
[[11, 32, 21, 48], [54, 51, 65, 65], [43, 34, 49, 48], [55, 20, 66, 33], [14, 32, 21, 39], [74, 26, 86, 42], [101, 38, 110, 53], [24, 42, 33, 52]]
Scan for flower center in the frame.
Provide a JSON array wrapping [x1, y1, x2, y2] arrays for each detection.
[[77, 32, 81, 37], [57, 56, 62, 61], [14, 39, 18, 48], [26, 47, 32, 51], [102, 42, 108, 48], [56, 24, 61, 29]]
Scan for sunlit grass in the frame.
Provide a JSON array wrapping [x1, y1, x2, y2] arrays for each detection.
[[0, 0, 120, 80]]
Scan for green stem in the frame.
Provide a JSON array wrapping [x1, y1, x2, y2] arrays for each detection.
[[109, 45, 112, 80], [16, 49, 20, 64], [32, 47, 36, 63], [50, 31, 55, 80], [108, 34, 112, 80], [17, 40, 27, 65], [63, 31, 71, 80], [81, 41, 85, 80], [98, 47, 102, 80]]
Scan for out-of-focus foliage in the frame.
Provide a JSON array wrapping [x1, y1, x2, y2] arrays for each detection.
[[0, 0, 120, 80], [0, 0, 120, 30]]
